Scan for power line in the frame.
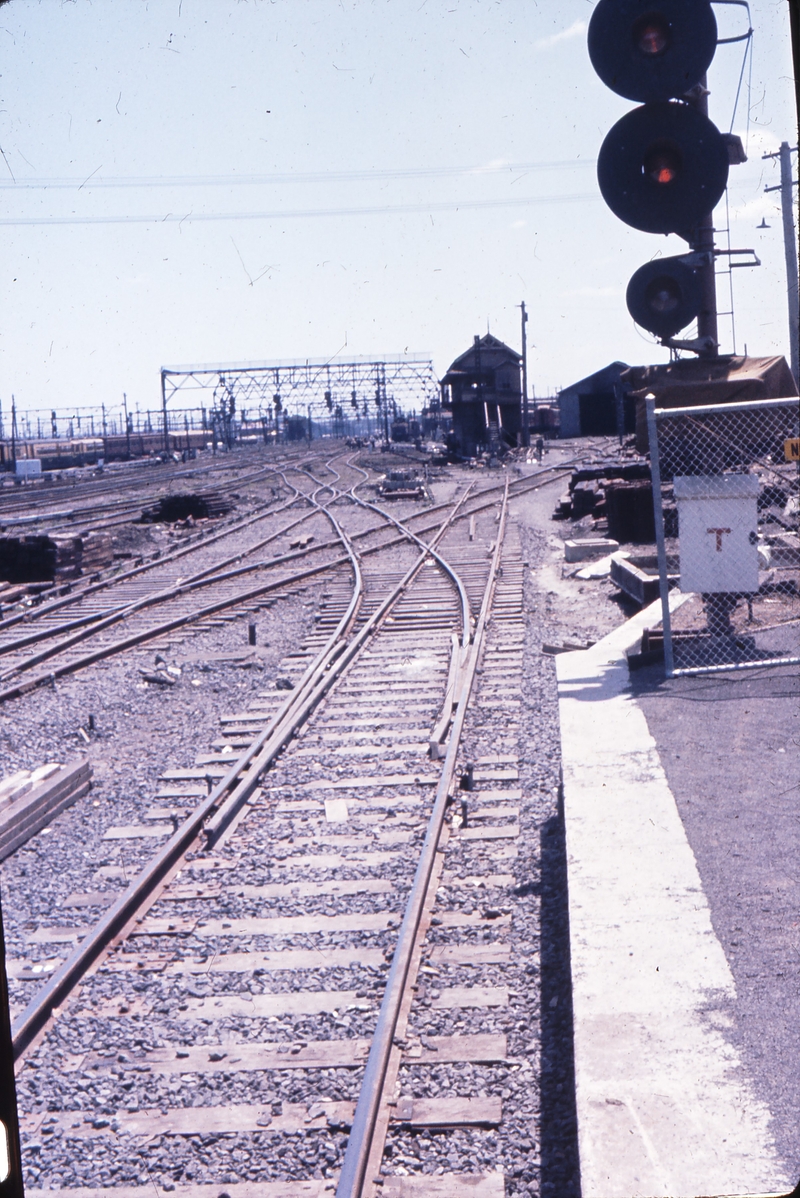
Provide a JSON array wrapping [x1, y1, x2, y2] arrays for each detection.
[[0, 191, 599, 227], [0, 159, 597, 191]]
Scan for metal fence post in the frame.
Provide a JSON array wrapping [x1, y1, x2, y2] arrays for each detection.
[[646, 397, 675, 675]]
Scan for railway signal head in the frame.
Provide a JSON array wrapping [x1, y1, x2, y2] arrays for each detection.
[[597, 101, 729, 236], [588, 0, 733, 341], [625, 253, 703, 336], [588, 0, 718, 103]]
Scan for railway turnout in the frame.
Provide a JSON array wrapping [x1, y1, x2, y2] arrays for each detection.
[[2, 440, 796, 1198]]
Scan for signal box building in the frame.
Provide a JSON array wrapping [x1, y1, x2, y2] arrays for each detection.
[[440, 334, 522, 456]]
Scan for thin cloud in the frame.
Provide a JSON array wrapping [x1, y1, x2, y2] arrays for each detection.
[[534, 20, 587, 51]]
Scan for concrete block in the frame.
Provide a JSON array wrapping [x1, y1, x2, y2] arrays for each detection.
[[564, 538, 620, 563]]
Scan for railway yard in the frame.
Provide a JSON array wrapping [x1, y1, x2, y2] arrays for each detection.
[[0, 439, 798, 1198]]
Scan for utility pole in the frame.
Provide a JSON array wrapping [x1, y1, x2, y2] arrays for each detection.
[[764, 141, 799, 384], [10, 396, 17, 468], [123, 393, 131, 459], [160, 369, 169, 454], [519, 301, 530, 448]]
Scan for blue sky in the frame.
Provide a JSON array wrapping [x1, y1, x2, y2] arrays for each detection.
[[0, 0, 796, 425]]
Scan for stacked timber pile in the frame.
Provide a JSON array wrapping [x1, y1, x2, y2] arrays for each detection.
[[0, 534, 114, 583], [0, 759, 92, 861], [140, 492, 236, 523], [79, 531, 114, 574], [554, 462, 677, 542]]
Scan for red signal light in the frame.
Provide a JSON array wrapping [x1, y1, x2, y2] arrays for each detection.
[[633, 13, 671, 57], [643, 141, 682, 185]]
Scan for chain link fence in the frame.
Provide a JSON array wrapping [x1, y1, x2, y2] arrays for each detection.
[[647, 395, 800, 675]]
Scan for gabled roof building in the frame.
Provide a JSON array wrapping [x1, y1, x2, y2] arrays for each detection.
[[441, 334, 522, 456]]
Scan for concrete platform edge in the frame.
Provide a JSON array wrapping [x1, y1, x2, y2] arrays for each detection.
[[555, 596, 792, 1198]]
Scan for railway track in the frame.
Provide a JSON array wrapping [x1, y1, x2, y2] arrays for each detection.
[[0, 455, 575, 705], [0, 445, 315, 534], [2, 439, 640, 1196], [4, 452, 541, 1198]]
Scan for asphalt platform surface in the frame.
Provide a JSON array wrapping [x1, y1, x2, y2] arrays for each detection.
[[631, 661, 800, 1186]]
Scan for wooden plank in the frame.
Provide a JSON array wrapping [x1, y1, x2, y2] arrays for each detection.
[[23, 1186, 329, 1198], [88, 1033, 506, 1075], [457, 824, 519, 841], [136, 909, 505, 938], [435, 911, 511, 929], [391, 1096, 502, 1127], [102, 946, 387, 975], [0, 761, 92, 861], [102, 1038, 370, 1074], [405, 1033, 507, 1064], [162, 768, 227, 780], [63, 892, 111, 909], [21, 1100, 354, 1140], [472, 768, 518, 781], [430, 987, 508, 1009], [4, 957, 61, 980], [154, 786, 207, 798], [136, 911, 400, 938], [468, 805, 519, 820], [102, 824, 173, 840], [300, 773, 438, 790], [429, 944, 511, 966], [25, 927, 81, 944], [381, 1175, 504, 1198]]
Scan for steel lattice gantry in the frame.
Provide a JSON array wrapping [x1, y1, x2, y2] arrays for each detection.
[[159, 355, 439, 441]]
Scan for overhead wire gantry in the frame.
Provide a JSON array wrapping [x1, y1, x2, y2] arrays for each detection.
[[159, 354, 439, 448]]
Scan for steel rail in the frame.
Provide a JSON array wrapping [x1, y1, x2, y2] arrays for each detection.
[[295, 458, 472, 648], [10, 485, 364, 1059], [0, 456, 571, 688], [0, 488, 303, 635], [0, 462, 453, 689], [10, 480, 472, 1057], [0, 453, 332, 634], [0, 491, 333, 661], [342, 456, 472, 644], [335, 478, 510, 1198], [0, 538, 352, 682], [0, 448, 313, 527], [0, 454, 567, 644], [0, 554, 352, 706]]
